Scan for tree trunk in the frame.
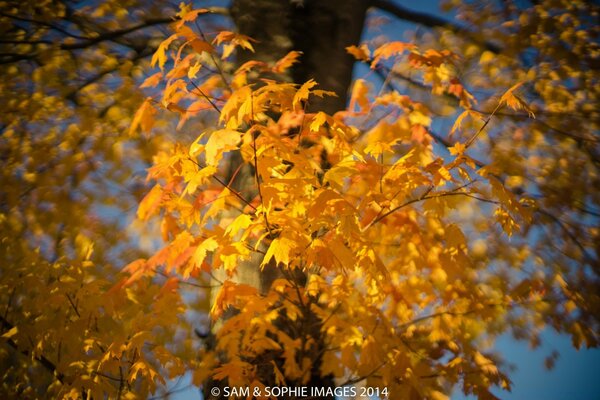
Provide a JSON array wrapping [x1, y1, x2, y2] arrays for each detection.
[[205, 1, 368, 397], [231, 0, 368, 113]]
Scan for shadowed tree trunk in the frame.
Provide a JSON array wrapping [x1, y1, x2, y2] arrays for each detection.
[[204, 1, 368, 398], [231, 0, 369, 112]]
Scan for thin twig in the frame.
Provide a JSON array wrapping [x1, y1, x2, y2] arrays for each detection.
[[189, 79, 222, 114], [465, 102, 502, 148], [370, 188, 498, 227], [194, 21, 231, 89], [187, 156, 257, 211], [154, 269, 221, 289], [65, 293, 81, 318]]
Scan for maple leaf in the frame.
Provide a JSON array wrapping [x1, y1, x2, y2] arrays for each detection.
[[293, 79, 318, 110], [329, 238, 356, 268], [348, 79, 370, 113], [364, 141, 393, 157], [190, 39, 213, 55], [140, 72, 163, 89], [129, 97, 156, 136], [151, 34, 178, 71], [346, 44, 370, 61], [2, 326, 18, 339], [137, 184, 163, 220], [371, 41, 416, 68], [213, 360, 254, 387], [273, 51, 302, 73], [187, 61, 202, 79], [175, 7, 210, 29], [310, 111, 328, 132], [191, 237, 218, 272], [211, 281, 257, 320], [500, 82, 535, 118], [213, 31, 256, 59], [450, 109, 481, 137], [122, 259, 150, 285], [262, 236, 297, 267], [204, 129, 241, 166]]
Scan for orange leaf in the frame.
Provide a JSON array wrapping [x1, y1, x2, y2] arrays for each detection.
[[262, 236, 297, 267], [205, 129, 241, 166], [191, 237, 218, 271], [151, 34, 178, 70], [500, 82, 535, 118], [293, 79, 318, 109], [371, 41, 415, 68], [211, 280, 257, 319], [122, 259, 150, 285], [273, 51, 302, 73], [450, 109, 481, 137], [190, 39, 213, 54], [346, 44, 370, 61], [140, 72, 162, 89], [129, 97, 156, 136], [137, 184, 163, 220], [349, 79, 370, 113]]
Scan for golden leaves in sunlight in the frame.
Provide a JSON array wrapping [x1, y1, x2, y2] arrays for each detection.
[[371, 41, 416, 68], [346, 44, 371, 61], [4, 0, 597, 398], [129, 97, 156, 136], [500, 82, 535, 118]]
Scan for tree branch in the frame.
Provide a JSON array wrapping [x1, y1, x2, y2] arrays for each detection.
[[59, 18, 173, 51], [0, 315, 64, 383], [370, 188, 498, 227], [370, 0, 501, 53]]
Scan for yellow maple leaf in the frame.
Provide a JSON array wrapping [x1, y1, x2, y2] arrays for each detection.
[[191, 237, 218, 270], [190, 39, 213, 55], [1, 326, 18, 339], [409, 110, 432, 127], [137, 184, 163, 220], [151, 34, 178, 71], [187, 61, 202, 79], [140, 72, 163, 89], [205, 129, 241, 166], [293, 79, 318, 110], [211, 281, 257, 319], [262, 236, 297, 267], [349, 79, 370, 113], [213, 31, 256, 59], [273, 51, 302, 73], [224, 214, 253, 239], [129, 97, 156, 136], [474, 351, 499, 376], [371, 41, 416, 68], [500, 82, 535, 118], [346, 44, 370, 61], [450, 109, 480, 137], [310, 111, 328, 132], [364, 141, 393, 157], [449, 142, 466, 156], [329, 238, 356, 268]]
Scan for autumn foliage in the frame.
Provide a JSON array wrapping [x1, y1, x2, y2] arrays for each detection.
[[1, 1, 599, 399]]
